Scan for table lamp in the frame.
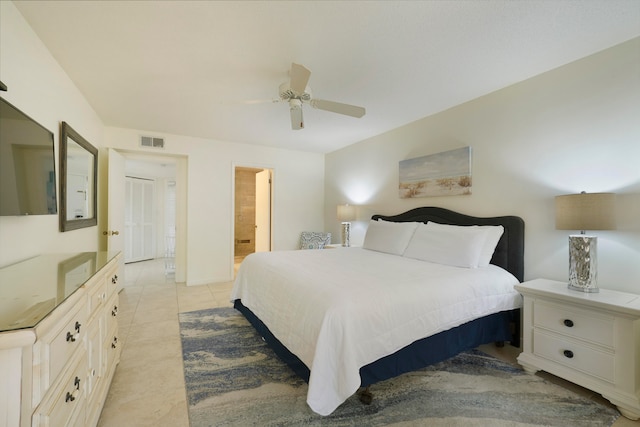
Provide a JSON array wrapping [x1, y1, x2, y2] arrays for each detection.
[[555, 192, 616, 293], [337, 204, 357, 247]]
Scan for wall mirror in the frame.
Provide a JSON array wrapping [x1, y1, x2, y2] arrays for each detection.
[[59, 122, 98, 232]]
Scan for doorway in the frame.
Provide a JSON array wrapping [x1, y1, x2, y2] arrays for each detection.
[[234, 166, 273, 267], [107, 150, 186, 282]]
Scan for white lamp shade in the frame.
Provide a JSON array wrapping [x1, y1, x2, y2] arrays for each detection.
[[337, 204, 357, 222]]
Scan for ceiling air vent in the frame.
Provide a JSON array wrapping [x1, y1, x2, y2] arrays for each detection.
[[140, 135, 165, 149]]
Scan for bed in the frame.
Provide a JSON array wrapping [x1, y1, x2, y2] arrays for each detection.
[[231, 207, 524, 416]]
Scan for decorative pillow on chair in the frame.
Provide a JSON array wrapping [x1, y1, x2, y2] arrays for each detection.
[[300, 232, 332, 249]]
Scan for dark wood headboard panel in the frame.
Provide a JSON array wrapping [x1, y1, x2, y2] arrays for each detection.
[[372, 207, 525, 282]]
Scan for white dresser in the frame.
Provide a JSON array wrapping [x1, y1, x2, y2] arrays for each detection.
[[0, 252, 122, 427], [515, 279, 640, 420]]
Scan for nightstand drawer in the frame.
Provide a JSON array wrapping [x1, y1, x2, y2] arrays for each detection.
[[534, 300, 614, 348], [533, 330, 615, 383]]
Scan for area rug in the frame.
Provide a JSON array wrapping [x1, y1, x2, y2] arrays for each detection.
[[179, 307, 620, 427]]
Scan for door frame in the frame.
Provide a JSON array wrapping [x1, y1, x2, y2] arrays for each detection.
[[104, 149, 188, 282], [231, 162, 274, 276]]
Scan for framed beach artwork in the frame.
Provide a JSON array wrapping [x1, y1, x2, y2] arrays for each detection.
[[399, 146, 472, 198]]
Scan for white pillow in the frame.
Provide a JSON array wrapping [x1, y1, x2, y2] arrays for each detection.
[[477, 225, 504, 267], [362, 220, 419, 255], [402, 221, 488, 268]]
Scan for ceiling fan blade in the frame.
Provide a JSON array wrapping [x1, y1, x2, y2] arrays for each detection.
[[310, 99, 366, 118], [242, 98, 279, 105], [290, 102, 304, 130], [290, 63, 311, 95]]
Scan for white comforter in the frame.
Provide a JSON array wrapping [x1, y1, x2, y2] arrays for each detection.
[[230, 247, 521, 415]]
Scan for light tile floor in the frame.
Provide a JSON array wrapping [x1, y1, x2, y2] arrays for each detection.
[[97, 258, 234, 427], [97, 258, 637, 426]]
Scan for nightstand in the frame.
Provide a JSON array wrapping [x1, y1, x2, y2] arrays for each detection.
[[515, 279, 640, 420]]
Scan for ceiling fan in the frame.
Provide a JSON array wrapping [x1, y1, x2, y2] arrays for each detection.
[[278, 63, 366, 130]]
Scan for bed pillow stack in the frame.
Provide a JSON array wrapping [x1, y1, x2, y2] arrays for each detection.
[[363, 219, 504, 268], [404, 222, 503, 268], [362, 220, 419, 255]]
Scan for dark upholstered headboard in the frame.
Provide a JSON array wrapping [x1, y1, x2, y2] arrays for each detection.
[[372, 207, 525, 282]]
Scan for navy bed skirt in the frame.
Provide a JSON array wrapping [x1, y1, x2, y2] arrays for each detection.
[[233, 299, 520, 387]]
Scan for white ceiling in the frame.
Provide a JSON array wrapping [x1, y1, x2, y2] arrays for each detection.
[[13, 1, 640, 154]]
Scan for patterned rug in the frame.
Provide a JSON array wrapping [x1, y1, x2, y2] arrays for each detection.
[[179, 307, 620, 427]]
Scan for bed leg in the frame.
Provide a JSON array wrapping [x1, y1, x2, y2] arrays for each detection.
[[359, 386, 373, 405]]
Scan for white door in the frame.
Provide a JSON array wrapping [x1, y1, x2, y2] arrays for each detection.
[[107, 149, 125, 291], [254, 169, 271, 252], [125, 177, 155, 263]]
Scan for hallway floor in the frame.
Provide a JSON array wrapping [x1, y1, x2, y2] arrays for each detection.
[[97, 258, 634, 426]]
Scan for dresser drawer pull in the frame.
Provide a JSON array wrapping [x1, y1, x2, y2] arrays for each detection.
[[112, 274, 118, 284], [65, 377, 81, 402], [75, 321, 81, 333], [111, 336, 118, 349], [112, 305, 118, 316], [66, 331, 77, 342], [563, 319, 574, 327], [563, 350, 574, 359]]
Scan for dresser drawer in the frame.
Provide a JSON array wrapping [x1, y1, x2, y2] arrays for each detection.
[[87, 279, 107, 320], [105, 291, 119, 330], [44, 303, 89, 391], [534, 300, 614, 348], [533, 330, 615, 383], [33, 350, 87, 427], [104, 264, 120, 296], [104, 292, 121, 367]]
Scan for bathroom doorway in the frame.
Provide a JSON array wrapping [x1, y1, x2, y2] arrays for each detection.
[[233, 166, 273, 268]]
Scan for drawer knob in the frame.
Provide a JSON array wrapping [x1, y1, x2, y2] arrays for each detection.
[[112, 306, 118, 316], [75, 321, 82, 333], [66, 331, 76, 342], [563, 350, 574, 359], [111, 336, 119, 349], [65, 391, 75, 402], [563, 319, 574, 327]]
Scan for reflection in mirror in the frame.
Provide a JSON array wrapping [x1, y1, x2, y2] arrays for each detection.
[[60, 122, 98, 232], [57, 252, 96, 302], [65, 138, 94, 220]]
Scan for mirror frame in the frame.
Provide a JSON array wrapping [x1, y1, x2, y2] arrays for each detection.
[[59, 122, 98, 232]]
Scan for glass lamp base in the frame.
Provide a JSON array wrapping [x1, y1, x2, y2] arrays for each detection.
[[341, 222, 351, 247], [568, 235, 598, 293]]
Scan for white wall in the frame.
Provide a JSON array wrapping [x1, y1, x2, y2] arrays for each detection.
[[325, 38, 640, 294], [104, 127, 325, 285], [0, 1, 104, 267], [1, 0, 324, 283]]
